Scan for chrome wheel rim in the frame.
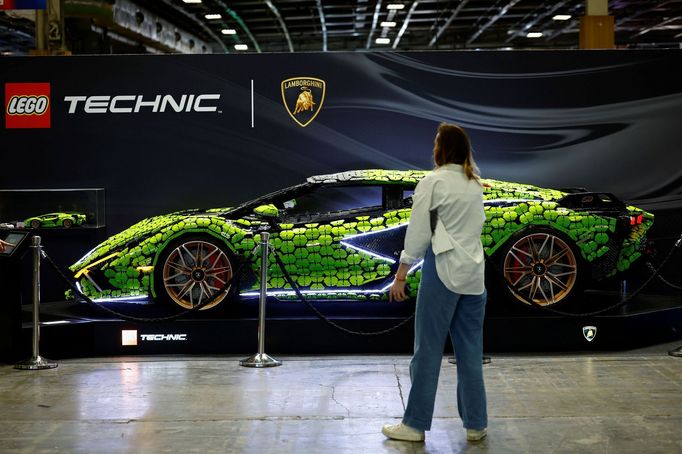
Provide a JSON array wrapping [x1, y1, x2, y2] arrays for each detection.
[[162, 240, 233, 310], [503, 233, 577, 306]]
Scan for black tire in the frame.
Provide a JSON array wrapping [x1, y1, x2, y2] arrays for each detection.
[[30, 219, 41, 229], [495, 227, 585, 308], [154, 235, 236, 310], [62, 218, 74, 228]]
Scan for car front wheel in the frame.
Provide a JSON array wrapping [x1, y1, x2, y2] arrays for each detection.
[[155, 236, 234, 310]]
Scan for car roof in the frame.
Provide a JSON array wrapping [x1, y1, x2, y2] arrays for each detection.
[[306, 169, 430, 186]]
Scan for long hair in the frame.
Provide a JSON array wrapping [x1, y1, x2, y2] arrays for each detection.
[[433, 123, 480, 183]]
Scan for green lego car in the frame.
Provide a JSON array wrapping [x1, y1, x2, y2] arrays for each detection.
[[69, 170, 653, 309], [26, 212, 87, 229]]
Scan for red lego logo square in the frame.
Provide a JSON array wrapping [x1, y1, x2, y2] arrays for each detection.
[[5, 82, 51, 129]]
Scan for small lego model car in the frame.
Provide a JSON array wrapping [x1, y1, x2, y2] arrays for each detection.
[[25, 212, 87, 229]]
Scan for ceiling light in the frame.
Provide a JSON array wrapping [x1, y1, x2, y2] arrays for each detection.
[[387, 4, 405, 10], [381, 21, 397, 27], [552, 14, 572, 21], [182, 0, 202, 3], [375, 38, 391, 44], [526, 32, 543, 38], [234, 44, 248, 50], [205, 14, 222, 20], [221, 29, 236, 35]]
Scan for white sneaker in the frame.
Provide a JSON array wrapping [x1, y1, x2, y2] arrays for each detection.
[[466, 428, 487, 442], [381, 422, 425, 442]]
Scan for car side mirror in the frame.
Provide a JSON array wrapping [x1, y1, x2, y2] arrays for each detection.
[[253, 204, 280, 219]]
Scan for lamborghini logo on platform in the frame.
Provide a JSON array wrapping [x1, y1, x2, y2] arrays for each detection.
[[281, 77, 326, 127], [582, 326, 597, 342]]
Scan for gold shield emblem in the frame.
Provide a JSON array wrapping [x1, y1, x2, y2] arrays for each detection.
[[281, 77, 326, 127]]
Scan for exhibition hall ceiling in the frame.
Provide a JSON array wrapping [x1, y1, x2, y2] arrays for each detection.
[[0, 0, 681, 54]]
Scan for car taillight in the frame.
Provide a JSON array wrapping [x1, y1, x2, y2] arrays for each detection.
[[629, 214, 643, 226], [618, 213, 644, 230]]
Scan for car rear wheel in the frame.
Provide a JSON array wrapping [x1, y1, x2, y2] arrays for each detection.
[[155, 236, 234, 310], [500, 229, 583, 307], [62, 218, 74, 228]]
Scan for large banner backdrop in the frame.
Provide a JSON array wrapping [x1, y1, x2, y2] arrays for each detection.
[[1, 50, 681, 235]]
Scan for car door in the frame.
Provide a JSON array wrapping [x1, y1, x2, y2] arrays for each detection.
[[267, 183, 414, 299]]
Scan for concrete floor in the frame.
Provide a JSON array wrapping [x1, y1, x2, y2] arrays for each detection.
[[1, 344, 682, 453]]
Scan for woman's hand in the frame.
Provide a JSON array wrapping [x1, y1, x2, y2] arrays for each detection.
[[389, 278, 408, 302], [0, 239, 14, 253], [389, 262, 411, 302]]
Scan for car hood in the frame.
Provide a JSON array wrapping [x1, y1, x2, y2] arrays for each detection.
[[70, 208, 234, 271]]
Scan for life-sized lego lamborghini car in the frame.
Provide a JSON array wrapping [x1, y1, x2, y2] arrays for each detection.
[[69, 170, 653, 309], [26, 212, 87, 229]]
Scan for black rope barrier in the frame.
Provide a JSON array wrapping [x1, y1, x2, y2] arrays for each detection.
[[646, 262, 682, 291], [270, 249, 415, 336], [40, 230, 682, 332], [41, 242, 415, 334]]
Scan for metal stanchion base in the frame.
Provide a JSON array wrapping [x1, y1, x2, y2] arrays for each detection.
[[669, 346, 682, 358], [14, 356, 58, 370], [240, 353, 282, 368], [448, 356, 492, 365]]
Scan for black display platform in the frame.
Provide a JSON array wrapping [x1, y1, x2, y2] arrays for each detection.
[[11, 288, 682, 361]]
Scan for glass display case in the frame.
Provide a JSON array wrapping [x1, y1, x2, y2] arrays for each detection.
[[0, 188, 105, 229]]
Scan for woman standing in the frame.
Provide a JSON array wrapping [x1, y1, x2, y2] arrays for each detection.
[[382, 123, 488, 443]]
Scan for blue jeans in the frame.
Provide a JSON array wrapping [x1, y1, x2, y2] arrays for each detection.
[[402, 247, 488, 431]]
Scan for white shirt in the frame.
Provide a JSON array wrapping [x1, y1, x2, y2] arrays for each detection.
[[399, 164, 486, 295]]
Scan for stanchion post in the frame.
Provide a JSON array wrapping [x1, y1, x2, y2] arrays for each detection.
[[240, 232, 281, 368], [618, 279, 629, 314], [14, 236, 57, 370]]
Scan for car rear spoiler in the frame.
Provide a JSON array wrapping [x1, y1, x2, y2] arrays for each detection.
[[555, 187, 588, 193], [557, 192, 626, 211]]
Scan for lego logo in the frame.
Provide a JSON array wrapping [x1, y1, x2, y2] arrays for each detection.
[[7, 95, 49, 116], [4, 82, 51, 129]]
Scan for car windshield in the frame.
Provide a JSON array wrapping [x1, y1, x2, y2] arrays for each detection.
[[284, 185, 383, 216]]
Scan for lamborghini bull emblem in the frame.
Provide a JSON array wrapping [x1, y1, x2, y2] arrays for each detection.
[[583, 326, 597, 342], [294, 88, 315, 114], [281, 77, 326, 127]]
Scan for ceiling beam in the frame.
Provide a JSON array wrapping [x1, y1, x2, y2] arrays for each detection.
[[429, 0, 468, 47], [393, 0, 419, 48], [161, 0, 229, 53], [615, 1, 672, 26], [631, 15, 681, 37], [215, 1, 261, 52], [506, 1, 569, 42], [264, 0, 293, 52], [467, 0, 521, 45], [365, 0, 382, 49], [544, 18, 578, 41], [316, 0, 328, 51]]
